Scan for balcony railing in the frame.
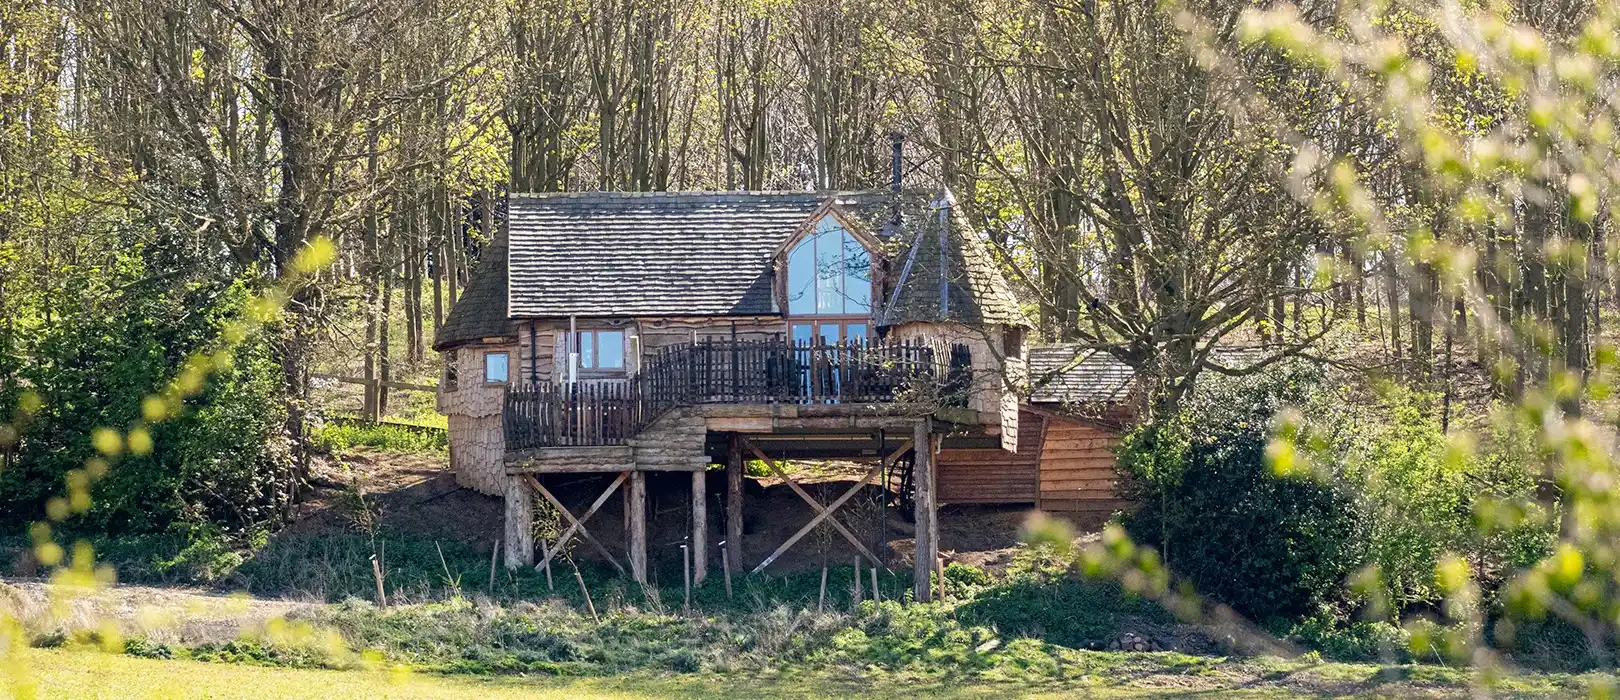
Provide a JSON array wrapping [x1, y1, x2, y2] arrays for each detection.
[[503, 338, 972, 450]]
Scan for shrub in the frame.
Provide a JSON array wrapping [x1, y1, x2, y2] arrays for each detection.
[[1121, 364, 1369, 623], [0, 251, 290, 539]]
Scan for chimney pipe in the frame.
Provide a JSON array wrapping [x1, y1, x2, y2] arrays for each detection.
[[889, 132, 905, 227], [889, 132, 905, 193]]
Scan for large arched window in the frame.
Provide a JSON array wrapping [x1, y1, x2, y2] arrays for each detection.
[[785, 216, 871, 344]]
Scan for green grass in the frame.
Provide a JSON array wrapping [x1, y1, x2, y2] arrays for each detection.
[[311, 421, 447, 454], [17, 644, 1613, 699]]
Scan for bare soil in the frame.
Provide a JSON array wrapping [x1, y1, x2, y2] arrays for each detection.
[[292, 450, 1036, 578]]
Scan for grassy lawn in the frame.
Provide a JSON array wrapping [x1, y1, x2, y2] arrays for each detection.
[[8, 647, 1610, 699]]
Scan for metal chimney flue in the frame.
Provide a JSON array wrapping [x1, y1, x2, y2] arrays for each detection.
[[889, 132, 905, 193], [888, 132, 905, 227]]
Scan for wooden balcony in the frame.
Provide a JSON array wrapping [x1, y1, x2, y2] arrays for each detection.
[[502, 338, 973, 450]]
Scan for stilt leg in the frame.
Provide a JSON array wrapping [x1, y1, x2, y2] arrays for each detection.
[[630, 470, 647, 584], [692, 469, 707, 585], [912, 419, 936, 602], [504, 475, 535, 569], [727, 435, 744, 572]]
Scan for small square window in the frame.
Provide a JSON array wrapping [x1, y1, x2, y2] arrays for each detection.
[[484, 351, 509, 384], [444, 350, 459, 391]]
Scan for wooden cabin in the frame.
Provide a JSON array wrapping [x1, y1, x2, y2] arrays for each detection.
[[433, 188, 1136, 598]]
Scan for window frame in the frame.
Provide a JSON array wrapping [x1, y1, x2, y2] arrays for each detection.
[[483, 351, 510, 385], [783, 215, 874, 317], [779, 211, 878, 343], [565, 329, 628, 376]]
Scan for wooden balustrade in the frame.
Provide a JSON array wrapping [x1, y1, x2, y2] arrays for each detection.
[[503, 338, 972, 450]]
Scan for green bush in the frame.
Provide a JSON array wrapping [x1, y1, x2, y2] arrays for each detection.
[[1121, 365, 1368, 624], [0, 244, 290, 539]]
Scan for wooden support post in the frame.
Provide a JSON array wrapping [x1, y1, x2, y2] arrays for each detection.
[[692, 469, 708, 585], [629, 470, 647, 584], [504, 475, 535, 569], [727, 435, 744, 572], [912, 419, 936, 603]]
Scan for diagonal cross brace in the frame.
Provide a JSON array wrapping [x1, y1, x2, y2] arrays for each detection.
[[527, 473, 627, 575], [742, 437, 885, 570], [752, 463, 882, 573]]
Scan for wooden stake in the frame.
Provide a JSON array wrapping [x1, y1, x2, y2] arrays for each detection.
[[540, 540, 554, 591], [870, 567, 881, 604], [682, 544, 692, 613], [488, 539, 499, 593], [818, 564, 828, 612], [853, 556, 862, 607], [571, 560, 598, 622], [936, 557, 947, 602], [721, 545, 734, 599], [370, 555, 387, 608]]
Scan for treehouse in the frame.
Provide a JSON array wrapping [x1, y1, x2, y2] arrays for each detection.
[[433, 184, 1132, 599]]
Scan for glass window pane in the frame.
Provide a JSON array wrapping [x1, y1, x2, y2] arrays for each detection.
[[819, 323, 841, 344], [598, 331, 624, 369], [790, 324, 814, 345], [485, 352, 509, 383], [788, 239, 816, 314], [842, 230, 871, 313], [581, 332, 595, 369], [845, 324, 867, 343], [815, 219, 842, 313]]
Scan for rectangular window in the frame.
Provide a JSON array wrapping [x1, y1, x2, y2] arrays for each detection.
[[444, 350, 459, 391], [569, 330, 627, 373], [484, 351, 509, 384]]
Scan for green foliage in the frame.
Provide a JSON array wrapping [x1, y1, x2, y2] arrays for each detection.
[[1122, 361, 1557, 637], [1122, 364, 1368, 623], [0, 241, 289, 539], [311, 422, 447, 454]]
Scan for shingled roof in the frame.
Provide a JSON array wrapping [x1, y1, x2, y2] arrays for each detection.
[[1027, 345, 1137, 404], [1026, 345, 1274, 405], [875, 192, 1026, 327], [506, 192, 826, 317], [436, 189, 1026, 349], [433, 232, 515, 351]]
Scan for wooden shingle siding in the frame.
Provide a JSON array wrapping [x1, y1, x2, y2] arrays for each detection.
[[935, 410, 1044, 504], [1037, 416, 1130, 516]]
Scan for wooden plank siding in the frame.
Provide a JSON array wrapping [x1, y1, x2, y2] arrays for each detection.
[[1036, 414, 1131, 517], [935, 410, 1044, 504]]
